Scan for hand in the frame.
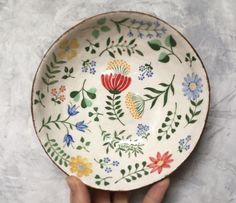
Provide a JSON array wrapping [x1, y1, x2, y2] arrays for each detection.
[[67, 176, 170, 203]]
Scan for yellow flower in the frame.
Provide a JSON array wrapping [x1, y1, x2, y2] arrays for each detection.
[[58, 38, 79, 60], [69, 156, 93, 177], [125, 92, 145, 119], [107, 60, 130, 75]]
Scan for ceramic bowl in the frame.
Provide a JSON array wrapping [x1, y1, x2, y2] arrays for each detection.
[[31, 11, 210, 191]]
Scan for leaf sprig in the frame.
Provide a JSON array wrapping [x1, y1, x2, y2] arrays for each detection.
[[114, 161, 149, 183], [91, 17, 111, 39], [157, 103, 182, 141], [94, 175, 112, 186], [44, 134, 70, 167], [99, 36, 144, 58], [70, 79, 97, 108], [185, 99, 203, 127], [76, 137, 90, 152], [42, 53, 66, 92], [144, 74, 175, 108], [148, 35, 182, 63], [34, 90, 45, 108]]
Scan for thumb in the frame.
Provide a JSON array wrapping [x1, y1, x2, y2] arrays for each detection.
[[67, 176, 91, 203], [143, 178, 170, 203]]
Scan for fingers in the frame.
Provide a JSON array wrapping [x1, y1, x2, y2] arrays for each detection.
[[143, 178, 170, 203], [113, 192, 129, 203], [91, 189, 110, 203], [67, 176, 91, 203]]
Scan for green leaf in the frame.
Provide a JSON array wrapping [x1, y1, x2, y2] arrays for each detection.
[[97, 17, 106, 25], [34, 100, 39, 104], [165, 35, 176, 47], [94, 43, 100, 48], [62, 75, 68, 79], [177, 115, 182, 119], [109, 117, 116, 120], [119, 112, 124, 117], [197, 99, 203, 106], [175, 122, 179, 127], [64, 66, 68, 73], [86, 91, 96, 99], [129, 39, 135, 45], [166, 134, 171, 139], [189, 107, 194, 116], [142, 161, 147, 167], [92, 29, 100, 38], [126, 178, 131, 182], [165, 117, 170, 122], [88, 112, 93, 117], [136, 50, 144, 56], [191, 100, 197, 106], [95, 174, 100, 179], [158, 129, 163, 133], [106, 101, 112, 105], [108, 51, 115, 58], [85, 142, 90, 146], [106, 37, 111, 46], [91, 49, 96, 54], [81, 98, 92, 108], [118, 36, 124, 43], [157, 136, 162, 141], [171, 129, 176, 133], [101, 26, 110, 32], [87, 88, 96, 94], [189, 120, 197, 124], [105, 106, 112, 110], [185, 114, 190, 122], [94, 117, 99, 121], [145, 87, 163, 94], [127, 49, 131, 56], [107, 95, 112, 100], [148, 39, 162, 51], [135, 163, 139, 169], [167, 111, 173, 116], [128, 165, 132, 171], [121, 169, 126, 176], [159, 52, 170, 63], [163, 91, 168, 106], [95, 181, 101, 185], [81, 137, 85, 143], [150, 97, 158, 109], [195, 111, 201, 116], [54, 122, 60, 129], [85, 46, 90, 52], [76, 146, 83, 150], [162, 123, 167, 128], [104, 181, 110, 186], [70, 91, 79, 98], [107, 112, 114, 116], [117, 48, 122, 55]]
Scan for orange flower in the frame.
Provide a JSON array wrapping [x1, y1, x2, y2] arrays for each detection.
[[58, 38, 79, 60], [147, 151, 173, 174], [59, 95, 65, 102], [59, 85, 66, 93], [51, 88, 57, 96]]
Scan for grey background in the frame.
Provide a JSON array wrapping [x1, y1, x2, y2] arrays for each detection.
[[0, 0, 236, 202]]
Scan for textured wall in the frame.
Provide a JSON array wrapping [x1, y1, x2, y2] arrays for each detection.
[[0, 0, 236, 202]]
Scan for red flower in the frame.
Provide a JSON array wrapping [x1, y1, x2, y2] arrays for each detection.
[[147, 151, 173, 174], [101, 73, 131, 94]]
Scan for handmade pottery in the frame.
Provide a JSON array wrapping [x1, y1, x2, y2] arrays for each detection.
[[31, 11, 210, 191]]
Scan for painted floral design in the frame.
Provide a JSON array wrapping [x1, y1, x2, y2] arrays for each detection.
[[95, 157, 120, 173], [58, 38, 79, 60], [69, 156, 93, 177], [178, 135, 191, 152], [63, 133, 74, 147], [182, 73, 203, 100], [51, 85, 66, 105], [34, 90, 45, 108], [125, 92, 145, 119], [136, 124, 150, 139], [147, 151, 173, 174], [81, 59, 96, 74], [101, 60, 131, 125], [138, 63, 154, 80], [126, 75, 175, 119], [111, 18, 166, 38]]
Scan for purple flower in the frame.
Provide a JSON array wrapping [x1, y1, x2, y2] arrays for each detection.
[[67, 104, 79, 116], [127, 31, 134, 37], [105, 167, 112, 173], [75, 121, 88, 132], [63, 134, 74, 147], [103, 157, 111, 163], [112, 160, 119, 166]]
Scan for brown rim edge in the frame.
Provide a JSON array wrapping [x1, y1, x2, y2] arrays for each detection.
[[31, 10, 211, 191]]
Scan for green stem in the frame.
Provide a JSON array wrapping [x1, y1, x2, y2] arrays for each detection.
[[160, 103, 177, 137], [111, 94, 125, 126], [114, 168, 147, 184], [184, 99, 198, 127], [161, 46, 182, 63], [46, 134, 69, 164]]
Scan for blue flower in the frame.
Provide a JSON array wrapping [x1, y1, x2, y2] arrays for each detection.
[[63, 133, 74, 147], [81, 66, 88, 72], [186, 135, 191, 141], [75, 121, 88, 132], [67, 104, 79, 116], [105, 167, 112, 173], [90, 60, 96, 67], [127, 31, 134, 37], [89, 67, 96, 74], [182, 73, 203, 100], [153, 21, 160, 27], [112, 160, 119, 166], [103, 157, 111, 163], [185, 145, 190, 150], [136, 124, 150, 136], [138, 63, 154, 80], [179, 139, 185, 145]]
